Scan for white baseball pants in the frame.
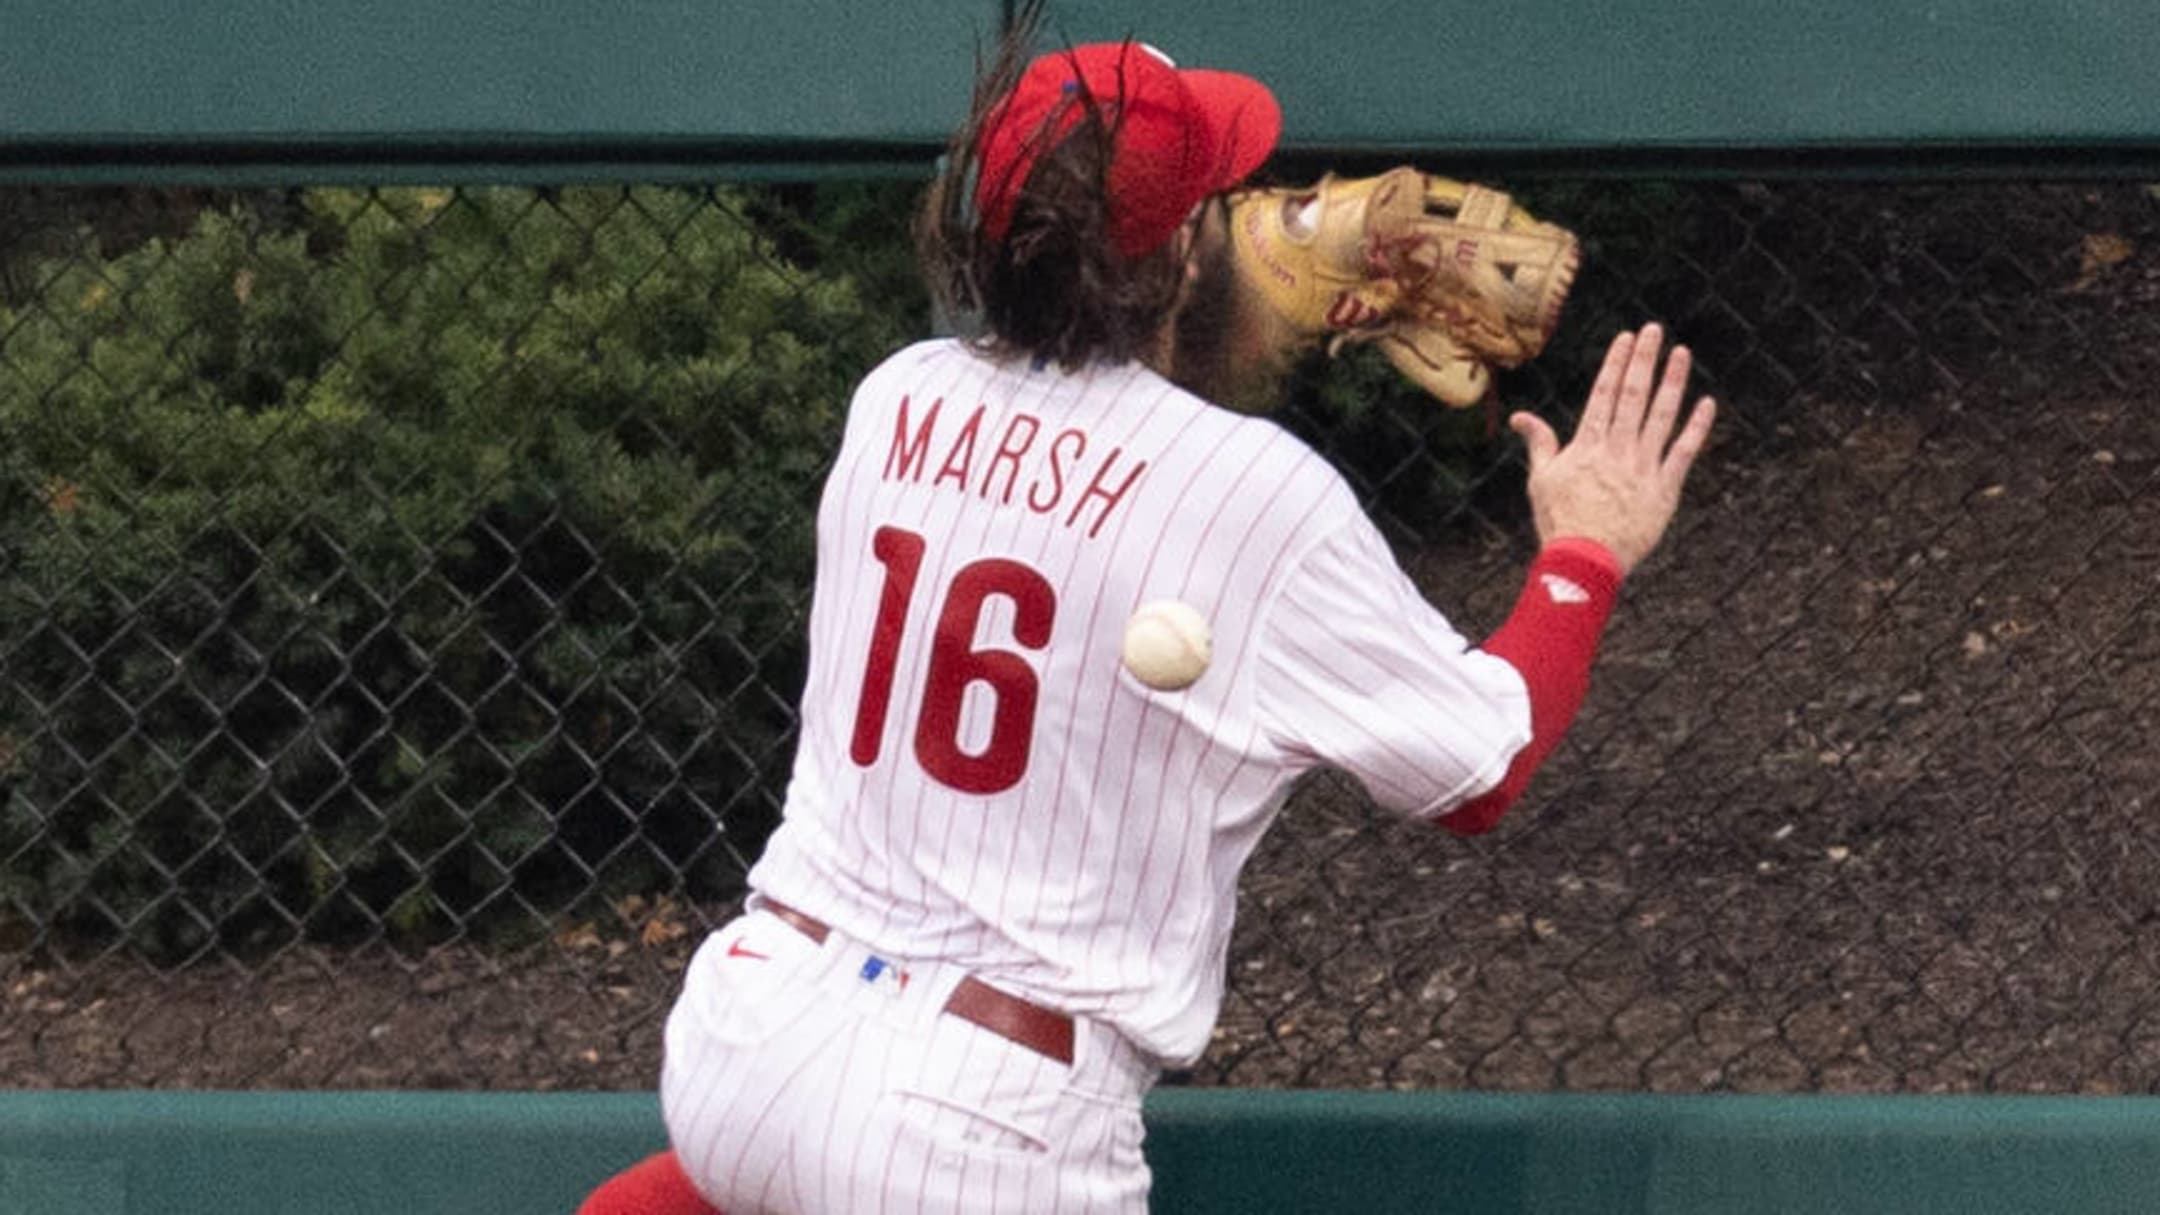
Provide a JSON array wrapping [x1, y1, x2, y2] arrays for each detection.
[[661, 907, 1158, 1214]]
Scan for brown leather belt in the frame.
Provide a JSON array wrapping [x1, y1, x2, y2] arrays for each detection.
[[760, 897, 1074, 1065]]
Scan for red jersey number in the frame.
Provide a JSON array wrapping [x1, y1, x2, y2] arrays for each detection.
[[849, 525, 1055, 794]]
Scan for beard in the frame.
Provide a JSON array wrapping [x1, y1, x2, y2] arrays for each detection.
[[1165, 227, 1297, 413]]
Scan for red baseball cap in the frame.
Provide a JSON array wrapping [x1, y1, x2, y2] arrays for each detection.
[[974, 41, 1282, 259]]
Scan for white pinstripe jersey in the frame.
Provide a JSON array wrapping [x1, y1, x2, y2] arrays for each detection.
[[750, 338, 1532, 1065]]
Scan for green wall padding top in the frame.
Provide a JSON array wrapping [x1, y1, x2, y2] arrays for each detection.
[[1, 0, 985, 144], [5, 1, 2160, 178], [1055, 0, 2160, 154]]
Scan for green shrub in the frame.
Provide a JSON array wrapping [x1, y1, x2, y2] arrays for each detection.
[[0, 184, 922, 958]]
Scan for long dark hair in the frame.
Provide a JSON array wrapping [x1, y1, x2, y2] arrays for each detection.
[[915, 9, 1189, 371]]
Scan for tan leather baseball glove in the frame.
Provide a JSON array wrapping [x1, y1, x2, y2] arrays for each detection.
[[1227, 167, 1580, 408]]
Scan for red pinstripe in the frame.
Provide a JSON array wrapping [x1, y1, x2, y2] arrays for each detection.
[[1022, 375, 1198, 958], [1083, 423, 1298, 987], [1130, 448, 1341, 971]]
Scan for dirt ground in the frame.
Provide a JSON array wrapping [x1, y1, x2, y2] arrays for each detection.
[[9, 181, 2160, 1095]]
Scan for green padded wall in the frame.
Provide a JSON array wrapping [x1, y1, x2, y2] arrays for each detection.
[[1048, 0, 2160, 161], [1143, 1090, 2160, 1214], [0, 0, 991, 181], [0, 1091, 659, 1215], [6, 1, 2160, 179], [9, 1089, 2160, 1214]]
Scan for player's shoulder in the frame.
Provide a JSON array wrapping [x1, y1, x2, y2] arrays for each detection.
[[837, 338, 971, 444], [1084, 368, 1367, 569], [847, 337, 1052, 416], [857, 337, 967, 392], [1152, 375, 1363, 519]]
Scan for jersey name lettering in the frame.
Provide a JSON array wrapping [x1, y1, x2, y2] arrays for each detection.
[[884, 394, 1149, 539]]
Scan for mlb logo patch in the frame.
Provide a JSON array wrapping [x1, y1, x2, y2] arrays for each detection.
[[859, 955, 911, 994]]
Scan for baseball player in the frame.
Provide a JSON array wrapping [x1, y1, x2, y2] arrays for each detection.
[[580, 21, 1714, 1215]]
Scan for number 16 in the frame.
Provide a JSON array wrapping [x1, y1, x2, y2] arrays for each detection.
[[848, 525, 1056, 794]]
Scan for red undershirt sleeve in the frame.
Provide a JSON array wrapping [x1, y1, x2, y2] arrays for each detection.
[[1439, 537, 1624, 836]]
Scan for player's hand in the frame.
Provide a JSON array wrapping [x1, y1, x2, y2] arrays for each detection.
[[1506, 323, 1716, 575]]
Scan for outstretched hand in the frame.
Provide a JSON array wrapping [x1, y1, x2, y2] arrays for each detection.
[[1507, 323, 1716, 575]]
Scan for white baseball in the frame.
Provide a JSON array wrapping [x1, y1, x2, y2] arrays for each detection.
[[1121, 600, 1212, 691]]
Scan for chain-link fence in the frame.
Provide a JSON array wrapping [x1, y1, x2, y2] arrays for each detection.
[[5, 178, 2160, 1093]]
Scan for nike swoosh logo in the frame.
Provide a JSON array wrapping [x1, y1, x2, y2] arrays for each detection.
[[726, 937, 770, 961]]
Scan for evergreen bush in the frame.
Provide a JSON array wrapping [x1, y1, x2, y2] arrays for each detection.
[[0, 184, 920, 958]]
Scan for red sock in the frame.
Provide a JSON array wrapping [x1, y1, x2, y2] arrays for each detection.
[[576, 1150, 720, 1215]]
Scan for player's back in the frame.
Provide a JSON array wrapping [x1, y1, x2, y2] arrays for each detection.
[[749, 338, 1358, 1060]]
